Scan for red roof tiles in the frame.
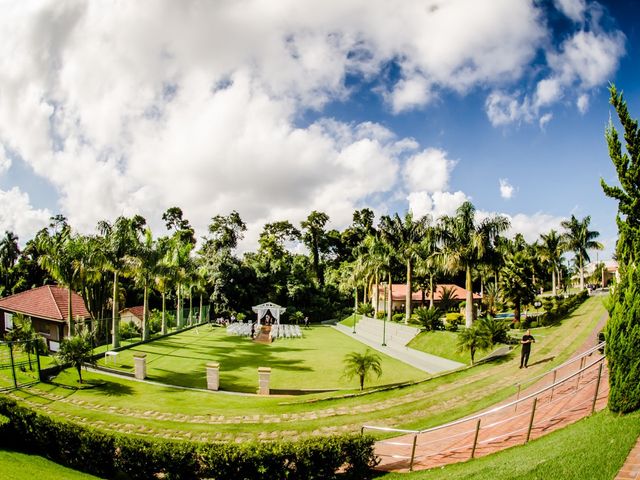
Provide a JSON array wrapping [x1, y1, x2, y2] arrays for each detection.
[[120, 306, 145, 319], [0, 285, 91, 322], [377, 283, 481, 301]]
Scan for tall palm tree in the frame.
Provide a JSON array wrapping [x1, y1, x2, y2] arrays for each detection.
[[414, 225, 442, 309], [164, 235, 194, 329], [37, 226, 80, 336], [98, 215, 146, 348], [358, 234, 386, 317], [439, 201, 510, 327], [500, 250, 536, 323], [561, 215, 604, 290], [0, 231, 20, 288], [126, 228, 162, 341], [538, 230, 565, 296], [378, 216, 402, 327]]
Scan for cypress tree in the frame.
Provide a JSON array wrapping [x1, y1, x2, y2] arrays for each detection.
[[601, 84, 640, 413]]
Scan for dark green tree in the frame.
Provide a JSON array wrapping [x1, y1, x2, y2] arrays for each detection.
[[301, 211, 330, 287], [601, 85, 640, 413]]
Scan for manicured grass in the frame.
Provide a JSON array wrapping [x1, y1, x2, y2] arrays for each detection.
[[0, 449, 102, 479], [93, 325, 426, 392], [379, 409, 640, 480], [6, 298, 606, 441], [407, 330, 493, 364]]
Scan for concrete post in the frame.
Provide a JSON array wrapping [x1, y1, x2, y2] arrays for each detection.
[[206, 362, 220, 391], [133, 353, 146, 380], [258, 367, 271, 395]]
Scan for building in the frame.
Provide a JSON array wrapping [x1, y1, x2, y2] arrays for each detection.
[[120, 306, 145, 329], [0, 285, 92, 351], [372, 283, 481, 312]]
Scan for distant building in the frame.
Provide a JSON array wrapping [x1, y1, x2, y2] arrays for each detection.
[[120, 306, 145, 329], [574, 260, 619, 287], [0, 285, 91, 351], [372, 283, 481, 312]]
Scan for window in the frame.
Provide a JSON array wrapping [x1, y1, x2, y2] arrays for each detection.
[[4, 312, 12, 330]]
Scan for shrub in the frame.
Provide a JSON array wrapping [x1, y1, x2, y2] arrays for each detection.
[[412, 307, 444, 331], [375, 311, 386, 320], [236, 312, 246, 322], [0, 397, 378, 479], [357, 303, 374, 317], [445, 313, 464, 332], [119, 321, 140, 340], [392, 313, 404, 323], [477, 316, 509, 344]]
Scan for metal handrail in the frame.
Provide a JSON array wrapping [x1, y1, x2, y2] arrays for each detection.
[[513, 342, 605, 387], [362, 350, 606, 437]]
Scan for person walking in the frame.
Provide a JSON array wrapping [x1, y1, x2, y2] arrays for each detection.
[[520, 329, 535, 368]]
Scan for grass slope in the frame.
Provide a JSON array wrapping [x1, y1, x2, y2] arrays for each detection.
[[6, 298, 607, 441], [407, 330, 491, 364], [380, 409, 640, 480], [0, 449, 101, 480]]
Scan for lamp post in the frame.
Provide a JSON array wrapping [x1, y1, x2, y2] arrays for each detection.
[[382, 283, 388, 346], [352, 288, 357, 334]]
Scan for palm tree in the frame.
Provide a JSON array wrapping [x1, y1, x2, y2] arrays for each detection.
[[379, 212, 430, 323], [342, 349, 383, 390], [414, 225, 442, 309], [358, 234, 386, 317], [457, 324, 492, 365], [561, 215, 604, 290], [98, 215, 146, 348], [538, 230, 565, 296], [37, 226, 80, 336], [439, 201, 510, 328], [500, 250, 536, 323], [57, 327, 96, 384], [126, 228, 162, 341], [0, 231, 20, 289], [164, 235, 194, 329]]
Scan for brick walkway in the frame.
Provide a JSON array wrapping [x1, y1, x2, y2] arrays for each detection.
[[374, 318, 611, 473], [616, 437, 640, 480]]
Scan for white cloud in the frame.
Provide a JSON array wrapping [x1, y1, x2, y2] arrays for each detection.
[[535, 78, 562, 107], [554, 0, 587, 23], [499, 179, 515, 199], [504, 212, 565, 243], [485, 91, 533, 127], [539, 112, 553, 130], [408, 190, 469, 220], [402, 148, 456, 193], [0, 187, 51, 242], [577, 93, 590, 113], [0, 145, 10, 174]]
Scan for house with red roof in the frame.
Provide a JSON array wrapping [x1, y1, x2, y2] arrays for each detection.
[[372, 283, 481, 312], [120, 306, 145, 329], [0, 285, 91, 352]]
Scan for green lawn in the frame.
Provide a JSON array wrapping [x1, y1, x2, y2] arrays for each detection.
[[93, 325, 426, 392], [380, 409, 640, 480], [5, 297, 607, 441], [0, 449, 102, 480], [407, 330, 495, 364]]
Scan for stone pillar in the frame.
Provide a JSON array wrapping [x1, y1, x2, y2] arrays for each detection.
[[133, 353, 146, 380], [206, 362, 220, 391], [258, 367, 271, 395]]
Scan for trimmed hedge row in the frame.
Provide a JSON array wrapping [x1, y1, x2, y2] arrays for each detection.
[[0, 397, 377, 479], [538, 290, 589, 326]]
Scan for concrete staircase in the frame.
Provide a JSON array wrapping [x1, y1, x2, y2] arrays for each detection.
[[254, 325, 272, 344]]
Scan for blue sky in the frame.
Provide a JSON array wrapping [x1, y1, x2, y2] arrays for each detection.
[[0, 0, 637, 259]]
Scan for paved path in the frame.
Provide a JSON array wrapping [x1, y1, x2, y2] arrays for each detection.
[[333, 323, 464, 374], [617, 437, 640, 480]]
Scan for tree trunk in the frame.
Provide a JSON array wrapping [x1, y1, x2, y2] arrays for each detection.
[[112, 271, 120, 349], [189, 286, 193, 326], [579, 253, 585, 290], [465, 266, 474, 328], [77, 364, 83, 384], [177, 285, 182, 328], [142, 284, 149, 341], [161, 292, 167, 334], [373, 273, 379, 317], [405, 260, 412, 324], [67, 287, 74, 337], [552, 268, 557, 297], [199, 294, 203, 324], [429, 275, 435, 309], [514, 299, 521, 324]]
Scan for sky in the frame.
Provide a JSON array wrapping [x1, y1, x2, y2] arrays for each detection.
[[0, 0, 638, 259]]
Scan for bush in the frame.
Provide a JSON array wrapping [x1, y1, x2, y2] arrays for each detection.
[[119, 321, 140, 340], [412, 307, 444, 331], [477, 316, 509, 344], [148, 311, 162, 334], [445, 313, 464, 332], [375, 311, 386, 320], [357, 303, 374, 317], [392, 313, 404, 323], [0, 397, 378, 479]]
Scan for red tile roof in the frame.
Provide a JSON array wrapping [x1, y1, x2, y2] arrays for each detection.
[[120, 306, 145, 319], [377, 283, 481, 301], [0, 285, 91, 322]]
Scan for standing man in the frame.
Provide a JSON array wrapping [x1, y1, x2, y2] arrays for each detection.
[[520, 329, 535, 368]]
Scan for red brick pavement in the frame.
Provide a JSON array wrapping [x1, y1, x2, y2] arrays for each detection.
[[373, 316, 611, 473], [615, 437, 640, 480]]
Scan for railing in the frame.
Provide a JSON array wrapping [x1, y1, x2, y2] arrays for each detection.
[[362, 342, 607, 471]]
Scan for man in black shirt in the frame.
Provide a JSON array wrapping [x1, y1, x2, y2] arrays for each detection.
[[520, 329, 535, 368]]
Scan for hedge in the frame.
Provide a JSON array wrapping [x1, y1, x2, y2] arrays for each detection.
[[0, 397, 377, 479]]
